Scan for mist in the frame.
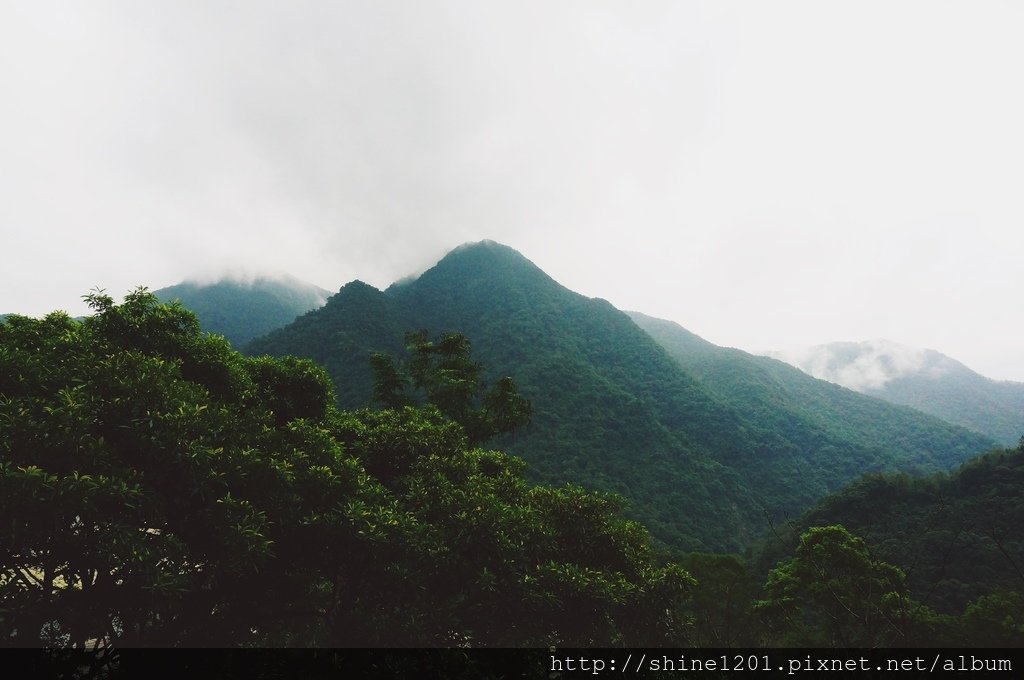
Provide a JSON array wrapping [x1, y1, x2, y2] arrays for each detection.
[[769, 340, 957, 392], [3, 1, 1023, 379]]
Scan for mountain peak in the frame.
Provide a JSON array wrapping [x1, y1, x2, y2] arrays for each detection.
[[324, 279, 383, 305], [452, 238, 508, 251], [439, 240, 538, 268], [391, 241, 558, 300], [336, 279, 379, 294], [153, 275, 329, 347]]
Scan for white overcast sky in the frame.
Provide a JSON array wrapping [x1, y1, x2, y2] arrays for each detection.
[[3, 1, 1024, 379]]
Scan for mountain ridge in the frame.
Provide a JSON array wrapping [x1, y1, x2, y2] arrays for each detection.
[[769, 340, 1024, 446], [246, 241, 994, 550], [154, 275, 330, 347], [628, 310, 994, 478]]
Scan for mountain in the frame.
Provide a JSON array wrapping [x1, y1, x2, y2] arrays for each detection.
[[242, 279, 409, 409], [627, 312, 994, 474], [154, 276, 330, 347], [246, 241, 994, 551], [769, 340, 1024, 447], [784, 445, 1024, 616]]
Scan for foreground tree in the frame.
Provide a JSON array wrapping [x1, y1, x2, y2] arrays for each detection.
[[755, 524, 947, 646], [0, 290, 378, 646], [0, 290, 689, 647], [960, 590, 1024, 646]]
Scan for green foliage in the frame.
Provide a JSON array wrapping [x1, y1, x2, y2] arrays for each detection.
[[154, 277, 328, 347], [324, 404, 693, 646], [960, 591, 1024, 646], [629, 311, 996, 513], [246, 280, 407, 412], [791, 341, 1024, 447], [680, 553, 760, 647], [0, 290, 364, 646], [244, 242, 993, 552], [0, 290, 689, 647], [5, 277, 1018, 648], [749, 445, 1024, 646], [788, 446, 1024, 616], [755, 525, 938, 647], [370, 331, 532, 446]]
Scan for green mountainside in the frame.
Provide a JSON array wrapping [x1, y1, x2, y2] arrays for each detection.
[[628, 312, 992, 479], [5, 284, 1018, 649], [776, 445, 1024, 616], [247, 242, 993, 551], [154, 276, 330, 347], [243, 280, 408, 409], [772, 340, 1024, 447], [875, 370, 1024, 447]]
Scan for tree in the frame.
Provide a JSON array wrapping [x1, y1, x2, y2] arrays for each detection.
[[1, 290, 688, 648], [755, 524, 938, 647], [0, 289, 386, 647], [681, 553, 759, 646], [959, 590, 1024, 646], [326, 406, 695, 646], [370, 330, 532, 445]]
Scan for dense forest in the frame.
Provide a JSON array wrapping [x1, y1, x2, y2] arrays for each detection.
[[772, 340, 1024, 447], [2, 287, 1021, 649], [0, 292, 689, 647], [629, 449, 1022, 648], [248, 242, 993, 551], [154, 277, 329, 348], [792, 447, 1024, 622]]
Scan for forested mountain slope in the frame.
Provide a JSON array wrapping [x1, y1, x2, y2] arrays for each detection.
[[244, 280, 408, 409], [628, 312, 993, 477], [247, 242, 993, 551], [789, 446, 1024, 616], [155, 276, 329, 347], [770, 340, 1024, 447]]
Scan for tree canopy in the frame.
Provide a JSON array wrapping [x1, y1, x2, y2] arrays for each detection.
[[370, 330, 532, 446], [4, 287, 1019, 651], [0, 289, 690, 648], [246, 242, 994, 553]]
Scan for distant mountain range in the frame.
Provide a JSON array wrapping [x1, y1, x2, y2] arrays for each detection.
[[153, 276, 329, 347], [770, 340, 1024, 447], [236, 241, 993, 551], [626, 312, 995, 476]]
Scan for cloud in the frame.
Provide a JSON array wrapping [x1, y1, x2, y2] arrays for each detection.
[[2, 1, 1024, 380], [769, 340, 952, 391]]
